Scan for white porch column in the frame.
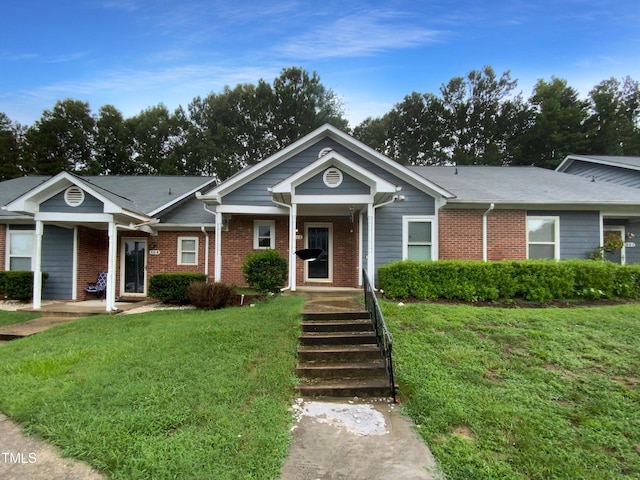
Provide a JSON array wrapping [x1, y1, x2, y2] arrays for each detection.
[[290, 203, 297, 291], [105, 221, 117, 312], [214, 212, 222, 282], [32, 220, 44, 310], [367, 203, 375, 278]]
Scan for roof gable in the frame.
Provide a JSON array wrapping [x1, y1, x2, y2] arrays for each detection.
[[199, 124, 454, 202]]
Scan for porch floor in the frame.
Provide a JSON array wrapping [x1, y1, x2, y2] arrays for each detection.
[[16, 299, 157, 316]]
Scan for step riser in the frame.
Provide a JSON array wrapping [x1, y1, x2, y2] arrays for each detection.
[[298, 350, 381, 362], [297, 385, 392, 398], [296, 367, 387, 379], [301, 322, 373, 333], [299, 335, 377, 346], [302, 312, 370, 321]]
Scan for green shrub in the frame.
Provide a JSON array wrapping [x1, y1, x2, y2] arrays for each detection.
[[188, 282, 236, 310], [148, 273, 207, 304], [378, 260, 640, 303], [242, 249, 288, 293], [0, 271, 6, 297], [3, 271, 49, 300]]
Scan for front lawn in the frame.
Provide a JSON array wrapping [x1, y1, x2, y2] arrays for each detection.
[[0, 310, 39, 327], [383, 302, 640, 479], [0, 296, 303, 479]]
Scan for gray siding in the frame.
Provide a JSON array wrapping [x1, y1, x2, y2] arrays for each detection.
[[528, 210, 600, 260], [295, 170, 370, 195], [565, 161, 640, 188], [41, 190, 104, 213], [41, 225, 74, 299]]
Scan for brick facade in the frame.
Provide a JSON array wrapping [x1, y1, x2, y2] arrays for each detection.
[[439, 208, 526, 261], [218, 214, 360, 288]]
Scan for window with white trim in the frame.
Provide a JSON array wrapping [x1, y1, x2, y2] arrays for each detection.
[[178, 237, 198, 265], [254, 220, 275, 249], [7, 228, 35, 270], [527, 216, 560, 260], [403, 216, 435, 261]]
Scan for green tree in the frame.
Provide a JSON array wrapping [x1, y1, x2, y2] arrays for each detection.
[[126, 104, 179, 175], [94, 105, 134, 174], [514, 77, 589, 168], [585, 76, 640, 155], [24, 99, 96, 175], [0, 113, 24, 180], [440, 66, 521, 165]]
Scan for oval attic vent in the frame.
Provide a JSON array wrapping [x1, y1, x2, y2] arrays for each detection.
[[323, 168, 343, 188], [64, 186, 85, 207]]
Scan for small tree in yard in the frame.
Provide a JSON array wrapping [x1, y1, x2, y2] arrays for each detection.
[[242, 249, 288, 293]]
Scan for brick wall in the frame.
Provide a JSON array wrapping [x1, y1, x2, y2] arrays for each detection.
[[77, 227, 109, 299], [218, 215, 360, 288], [438, 208, 526, 261]]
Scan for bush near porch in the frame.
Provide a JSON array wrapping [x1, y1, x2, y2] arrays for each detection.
[[0, 271, 49, 300], [148, 273, 207, 304], [378, 260, 640, 303]]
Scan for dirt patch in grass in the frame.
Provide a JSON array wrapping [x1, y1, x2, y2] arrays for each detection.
[[451, 425, 475, 441]]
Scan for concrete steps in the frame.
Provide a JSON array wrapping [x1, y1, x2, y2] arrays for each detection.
[[296, 311, 392, 398]]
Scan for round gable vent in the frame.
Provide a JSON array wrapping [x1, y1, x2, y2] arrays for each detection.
[[318, 147, 332, 158], [64, 186, 85, 207], [323, 167, 343, 188]]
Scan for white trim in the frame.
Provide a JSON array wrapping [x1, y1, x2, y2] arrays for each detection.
[[177, 236, 199, 265], [72, 227, 78, 300], [358, 211, 364, 286], [526, 216, 560, 260], [5, 226, 35, 271], [292, 194, 374, 205], [402, 216, 438, 261], [304, 222, 333, 283], [119, 237, 148, 297], [216, 205, 285, 215], [253, 220, 276, 249], [34, 212, 115, 223], [603, 225, 626, 264]]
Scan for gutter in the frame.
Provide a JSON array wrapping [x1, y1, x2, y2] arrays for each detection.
[[482, 203, 495, 262], [201, 226, 210, 278]]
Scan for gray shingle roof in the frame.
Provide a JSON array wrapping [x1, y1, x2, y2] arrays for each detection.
[[558, 155, 640, 171], [409, 166, 640, 205], [1, 175, 216, 218]]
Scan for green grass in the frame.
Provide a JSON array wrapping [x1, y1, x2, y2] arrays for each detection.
[[0, 295, 304, 479], [383, 302, 640, 480], [0, 310, 39, 327]]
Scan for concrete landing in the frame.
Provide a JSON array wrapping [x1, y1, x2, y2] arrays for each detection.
[[280, 398, 441, 480], [0, 317, 76, 340]]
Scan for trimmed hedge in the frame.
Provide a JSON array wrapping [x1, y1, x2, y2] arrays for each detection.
[[1, 271, 49, 300], [378, 260, 640, 303], [148, 273, 207, 304]]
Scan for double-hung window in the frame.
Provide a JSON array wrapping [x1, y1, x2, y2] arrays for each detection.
[[403, 216, 436, 261], [178, 237, 198, 265], [527, 216, 560, 260], [254, 220, 275, 249], [7, 227, 35, 270]]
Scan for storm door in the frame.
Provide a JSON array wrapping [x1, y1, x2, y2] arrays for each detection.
[[305, 224, 332, 281], [122, 238, 147, 295]]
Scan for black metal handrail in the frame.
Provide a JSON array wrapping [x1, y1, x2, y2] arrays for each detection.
[[363, 269, 396, 402]]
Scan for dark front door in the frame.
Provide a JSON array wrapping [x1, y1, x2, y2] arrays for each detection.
[[307, 226, 330, 280], [123, 239, 147, 294]]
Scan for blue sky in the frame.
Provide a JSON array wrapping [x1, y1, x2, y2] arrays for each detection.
[[2, 0, 639, 128]]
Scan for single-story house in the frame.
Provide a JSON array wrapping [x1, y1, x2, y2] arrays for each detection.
[[2, 124, 640, 311]]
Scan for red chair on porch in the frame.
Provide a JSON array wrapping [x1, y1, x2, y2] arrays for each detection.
[[85, 272, 107, 299]]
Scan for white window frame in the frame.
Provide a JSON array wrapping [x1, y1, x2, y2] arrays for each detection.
[[253, 220, 276, 249], [526, 216, 560, 260], [177, 236, 198, 265], [6, 227, 35, 271], [402, 216, 437, 261]]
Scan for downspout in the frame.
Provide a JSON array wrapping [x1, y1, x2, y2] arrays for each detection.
[[200, 226, 209, 278], [482, 203, 495, 262], [202, 203, 222, 282], [271, 198, 295, 292]]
